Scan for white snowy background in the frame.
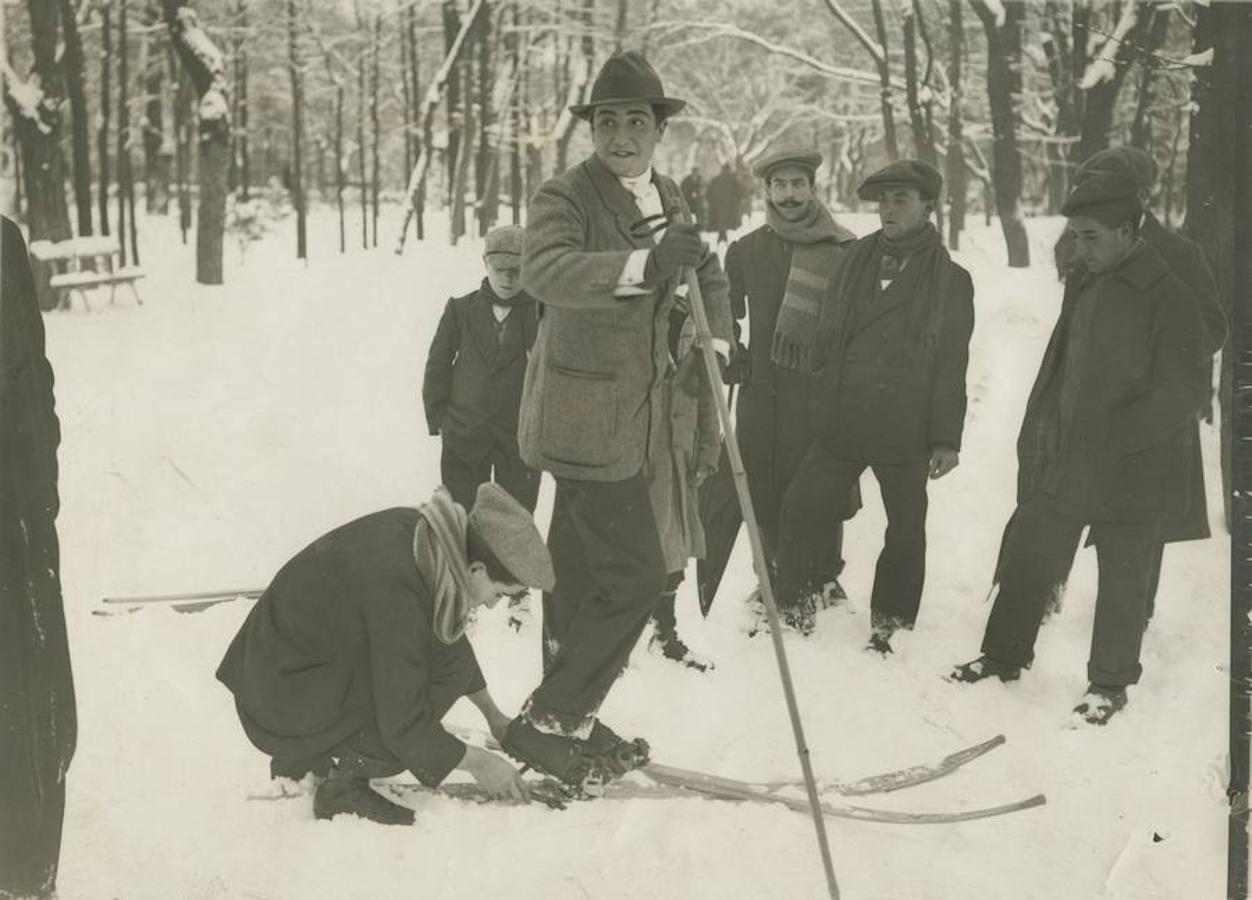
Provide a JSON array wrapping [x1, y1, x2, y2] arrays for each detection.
[[42, 203, 1229, 899]]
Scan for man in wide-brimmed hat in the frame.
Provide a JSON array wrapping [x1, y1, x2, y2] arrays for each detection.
[[697, 147, 860, 631], [505, 51, 732, 783], [950, 171, 1207, 726], [774, 159, 975, 650]]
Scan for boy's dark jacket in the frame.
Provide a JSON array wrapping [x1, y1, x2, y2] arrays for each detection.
[[423, 282, 539, 465]]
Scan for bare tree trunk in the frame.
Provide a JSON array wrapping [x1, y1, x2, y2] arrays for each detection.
[[118, 0, 132, 264], [554, 0, 594, 174], [60, 0, 93, 235], [408, 3, 423, 239], [902, 2, 934, 165], [1078, 1, 1147, 160], [971, 0, 1029, 267], [5, 0, 72, 243], [870, 0, 899, 160], [475, 1, 498, 236], [444, 0, 463, 207], [335, 83, 345, 253], [614, 0, 627, 51], [1042, 0, 1083, 213], [510, 0, 522, 224], [1130, 6, 1171, 150], [164, 0, 232, 285], [371, 14, 382, 247], [231, 0, 250, 200], [99, 0, 114, 236], [450, 58, 476, 244], [142, 5, 170, 214], [356, 47, 367, 249], [945, 0, 965, 249], [287, 0, 306, 260], [395, 0, 488, 251], [400, 1, 413, 181]]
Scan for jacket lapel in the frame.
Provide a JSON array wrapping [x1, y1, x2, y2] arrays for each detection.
[[853, 270, 910, 333], [584, 154, 660, 250], [470, 294, 502, 363]]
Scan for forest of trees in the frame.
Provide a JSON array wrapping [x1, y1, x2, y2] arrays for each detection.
[[0, 0, 1239, 281]]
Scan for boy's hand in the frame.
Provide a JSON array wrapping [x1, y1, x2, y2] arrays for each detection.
[[467, 748, 531, 803]]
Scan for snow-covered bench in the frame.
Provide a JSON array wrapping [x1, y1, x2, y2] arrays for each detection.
[[28, 236, 145, 311]]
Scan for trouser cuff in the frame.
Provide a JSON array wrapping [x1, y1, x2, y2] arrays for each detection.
[[1086, 661, 1142, 688]]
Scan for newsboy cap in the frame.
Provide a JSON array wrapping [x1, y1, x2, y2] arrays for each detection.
[[570, 51, 686, 121], [484, 225, 524, 259], [1074, 146, 1158, 192], [857, 159, 943, 201], [1060, 170, 1141, 227], [468, 483, 555, 591], [752, 147, 823, 181]]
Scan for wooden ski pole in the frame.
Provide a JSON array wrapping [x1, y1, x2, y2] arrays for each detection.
[[677, 221, 841, 900], [101, 588, 264, 605]]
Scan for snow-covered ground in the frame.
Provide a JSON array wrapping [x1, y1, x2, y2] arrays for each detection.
[[43, 204, 1229, 899]]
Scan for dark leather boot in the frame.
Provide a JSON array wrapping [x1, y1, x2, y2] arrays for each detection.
[[313, 755, 415, 826]]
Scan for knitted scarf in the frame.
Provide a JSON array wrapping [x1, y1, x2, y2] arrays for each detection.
[[815, 222, 952, 369], [767, 200, 857, 371], [412, 487, 474, 645]]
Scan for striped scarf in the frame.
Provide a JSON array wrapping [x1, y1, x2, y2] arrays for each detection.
[[767, 200, 856, 371], [412, 487, 473, 645]]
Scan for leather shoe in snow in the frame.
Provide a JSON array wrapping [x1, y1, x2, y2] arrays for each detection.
[[947, 656, 1021, 684], [501, 717, 590, 786], [313, 762, 414, 826], [1072, 684, 1127, 726]]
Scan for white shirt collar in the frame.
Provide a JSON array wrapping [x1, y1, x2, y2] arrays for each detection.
[[618, 168, 655, 196]]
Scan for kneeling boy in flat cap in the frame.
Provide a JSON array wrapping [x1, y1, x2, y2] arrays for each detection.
[[216, 482, 555, 824], [950, 171, 1207, 725]]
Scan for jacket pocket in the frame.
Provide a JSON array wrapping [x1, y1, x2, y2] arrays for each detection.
[[541, 365, 619, 466]]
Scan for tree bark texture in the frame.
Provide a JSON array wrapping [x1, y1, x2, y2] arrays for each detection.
[[972, 0, 1029, 267], [142, 4, 170, 214], [59, 0, 93, 235], [870, 0, 899, 161], [287, 0, 306, 260], [163, 0, 232, 285], [117, 0, 133, 264], [945, 0, 965, 249]]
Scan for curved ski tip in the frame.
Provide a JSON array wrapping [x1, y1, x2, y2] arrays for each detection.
[[988, 734, 1007, 747]]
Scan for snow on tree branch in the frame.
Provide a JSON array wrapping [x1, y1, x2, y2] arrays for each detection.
[[819, 0, 886, 66], [0, 64, 52, 134], [1080, 0, 1141, 89]]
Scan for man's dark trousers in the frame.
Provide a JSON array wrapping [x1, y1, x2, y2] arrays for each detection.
[[529, 472, 667, 735], [778, 444, 928, 629], [982, 495, 1161, 687], [440, 444, 541, 513]]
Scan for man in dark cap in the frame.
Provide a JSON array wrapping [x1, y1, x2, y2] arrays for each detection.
[[507, 51, 732, 783], [697, 147, 860, 629], [706, 162, 744, 245], [1047, 147, 1226, 628], [773, 159, 975, 648], [217, 483, 555, 824], [950, 172, 1207, 726]]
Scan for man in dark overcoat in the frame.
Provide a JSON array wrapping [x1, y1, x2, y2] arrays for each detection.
[[706, 162, 743, 245], [1, 216, 77, 897], [1045, 147, 1225, 625], [423, 225, 541, 513], [697, 147, 859, 622], [503, 51, 731, 781], [950, 172, 1207, 726], [774, 160, 975, 649], [217, 484, 555, 824]]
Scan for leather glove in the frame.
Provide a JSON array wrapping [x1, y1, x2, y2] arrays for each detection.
[[722, 342, 751, 385], [644, 224, 704, 283]]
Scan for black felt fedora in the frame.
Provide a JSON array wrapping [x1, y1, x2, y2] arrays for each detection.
[[569, 51, 686, 120]]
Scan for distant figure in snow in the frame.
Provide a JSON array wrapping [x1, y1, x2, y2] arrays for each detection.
[[0, 215, 77, 897], [216, 483, 555, 824], [423, 225, 541, 515], [680, 166, 707, 231], [950, 169, 1208, 726], [706, 162, 744, 245]]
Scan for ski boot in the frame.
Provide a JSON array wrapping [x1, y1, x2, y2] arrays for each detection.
[[1072, 684, 1127, 726], [947, 656, 1022, 685], [578, 725, 651, 798], [501, 717, 595, 789], [779, 595, 817, 637]]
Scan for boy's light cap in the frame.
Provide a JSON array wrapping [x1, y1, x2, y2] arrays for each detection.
[[484, 225, 525, 259]]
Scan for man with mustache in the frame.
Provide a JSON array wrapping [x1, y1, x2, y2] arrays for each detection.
[[774, 160, 975, 650], [502, 51, 732, 785], [697, 147, 859, 631]]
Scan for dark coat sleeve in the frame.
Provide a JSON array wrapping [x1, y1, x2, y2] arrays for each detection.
[[725, 239, 747, 328], [1112, 281, 1206, 456], [422, 298, 461, 436], [927, 267, 975, 451], [362, 585, 478, 788], [1181, 240, 1227, 357]]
